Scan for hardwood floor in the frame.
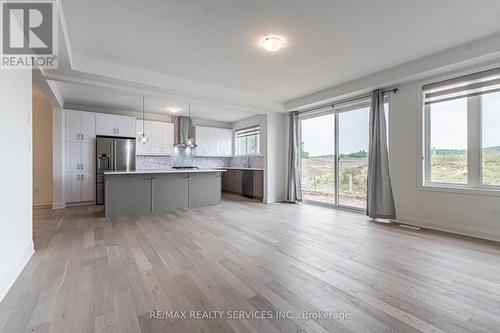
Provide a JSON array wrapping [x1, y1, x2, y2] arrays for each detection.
[[1, 194, 500, 333]]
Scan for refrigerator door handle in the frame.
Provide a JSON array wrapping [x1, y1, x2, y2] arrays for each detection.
[[109, 141, 114, 171], [113, 141, 117, 171]]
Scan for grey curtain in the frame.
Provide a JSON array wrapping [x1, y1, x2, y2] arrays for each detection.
[[367, 90, 396, 219], [287, 112, 302, 202]]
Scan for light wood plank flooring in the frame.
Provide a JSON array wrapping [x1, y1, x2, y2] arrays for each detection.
[[1, 194, 500, 333]]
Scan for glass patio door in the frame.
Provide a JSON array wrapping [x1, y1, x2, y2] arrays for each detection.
[[338, 107, 370, 209], [300, 103, 374, 210], [300, 113, 335, 204]]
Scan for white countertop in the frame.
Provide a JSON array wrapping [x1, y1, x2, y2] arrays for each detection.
[[217, 167, 264, 171], [104, 169, 226, 175]]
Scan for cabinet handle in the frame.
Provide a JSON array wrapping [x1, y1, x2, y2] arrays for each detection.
[[77, 174, 80, 181], [81, 133, 84, 140], [117, 128, 120, 134], [80, 163, 84, 170], [82, 174, 84, 181]]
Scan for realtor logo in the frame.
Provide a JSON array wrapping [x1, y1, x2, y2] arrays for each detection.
[[1, 0, 58, 68]]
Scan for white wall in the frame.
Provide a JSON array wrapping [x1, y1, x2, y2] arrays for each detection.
[[266, 113, 287, 203], [52, 107, 65, 209], [0, 70, 34, 301], [390, 79, 500, 241], [33, 83, 53, 206]]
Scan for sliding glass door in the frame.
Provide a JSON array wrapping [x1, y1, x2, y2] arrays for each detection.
[[300, 114, 335, 204], [338, 107, 369, 209], [300, 102, 380, 210]]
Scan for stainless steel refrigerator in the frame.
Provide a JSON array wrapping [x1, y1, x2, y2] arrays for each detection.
[[96, 136, 136, 205]]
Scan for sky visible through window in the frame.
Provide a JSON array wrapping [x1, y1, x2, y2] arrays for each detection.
[[301, 110, 370, 157], [429, 93, 500, 150], [430, 98, 467, 150]]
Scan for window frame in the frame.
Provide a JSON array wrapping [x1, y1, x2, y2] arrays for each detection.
[[419, 64, 500, 197], [234, 125, 261, 156]]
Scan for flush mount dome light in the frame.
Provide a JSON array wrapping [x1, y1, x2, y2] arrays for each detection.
[[166, 106, 182, 113], [261, 35, 285, 52]]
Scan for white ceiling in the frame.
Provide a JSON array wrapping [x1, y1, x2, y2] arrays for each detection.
[[61, 0, 500, 103], [53, 81, 260, 122]]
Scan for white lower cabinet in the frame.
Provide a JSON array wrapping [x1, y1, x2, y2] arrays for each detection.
[[136, 120, 174, 155], [65, 173, 95, 203], [65, 173, 81, 203], [80, 173, 95, 202]]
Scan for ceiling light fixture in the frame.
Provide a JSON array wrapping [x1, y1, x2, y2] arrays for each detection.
[[166, 106, 181, 113], [261, 35, 285, 52]]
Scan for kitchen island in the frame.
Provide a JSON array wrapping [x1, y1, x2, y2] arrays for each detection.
[[103, 169, 225, 217]]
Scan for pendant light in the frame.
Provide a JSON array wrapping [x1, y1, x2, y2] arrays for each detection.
[[186, 104, 195, 147], [137, 96, 149, 145]]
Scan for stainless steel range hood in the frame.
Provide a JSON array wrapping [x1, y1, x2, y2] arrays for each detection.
[[174, 116, 197, 148]]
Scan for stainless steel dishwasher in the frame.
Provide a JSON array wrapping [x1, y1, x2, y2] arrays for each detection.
[[242, 170, 254, 198]]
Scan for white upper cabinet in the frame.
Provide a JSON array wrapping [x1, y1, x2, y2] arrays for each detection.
[[95, 114, 116, 136], [150, 121, 164, 154], [65, 110, 96, 144], [65, 111, 81, 142], [216, 128, 233, 156], [135, 120, 174, 155], [115, 116, 136, 137], [195, 126, 233, 156], [96, 114, 136, 137], [163, 122, 174, 155], [80, 112, 96, 142], [64, 110, 97, 203]]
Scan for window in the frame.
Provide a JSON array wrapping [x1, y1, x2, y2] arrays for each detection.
[[299, 98, 389, 210], [422, 67, 500, 190], [235, 126, 260, 155], [428, 98, 468, 184]]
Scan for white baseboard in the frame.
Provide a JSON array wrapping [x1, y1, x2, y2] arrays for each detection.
[[33, 203, 52, 210], [33, 201, 52, 208], [0, 241, 34, 302], [395, 215, 500, 243], [52, 202, 65, 209]]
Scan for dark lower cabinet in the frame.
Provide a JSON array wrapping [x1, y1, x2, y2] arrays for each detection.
[[253, 170, 264, 198], [105, 175, 152, 217], [221, 169, 263, 201], [153, 173, 189, 212], [189, 173, 222, 208], [105, 172, 223, 217]]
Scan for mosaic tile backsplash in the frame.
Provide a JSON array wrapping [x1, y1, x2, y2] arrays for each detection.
[[137, 154, 264, 170]]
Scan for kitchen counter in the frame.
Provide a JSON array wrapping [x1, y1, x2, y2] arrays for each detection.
[[218, 167, 264, 171], [104, 169, 224, 217], [104, 168, 226, 175]]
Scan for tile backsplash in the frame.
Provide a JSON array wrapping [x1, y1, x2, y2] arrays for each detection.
[[137, 154, 264, 170]]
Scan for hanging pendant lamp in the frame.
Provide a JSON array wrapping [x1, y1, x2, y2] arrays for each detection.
[[137, 96, 150, 145]]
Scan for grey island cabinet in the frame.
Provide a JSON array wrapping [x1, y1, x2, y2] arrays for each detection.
[[103, 169, 225, 217]]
